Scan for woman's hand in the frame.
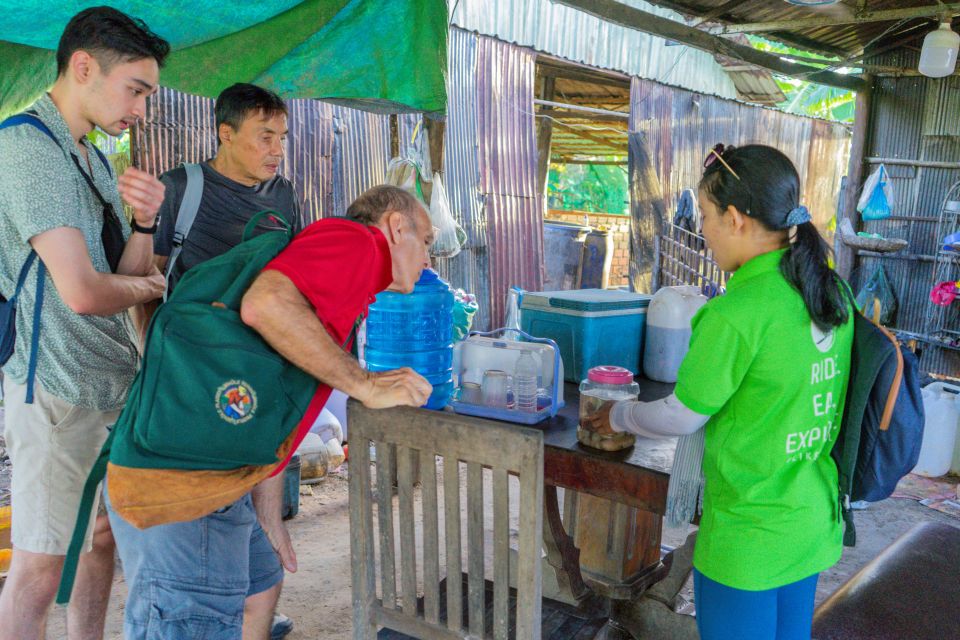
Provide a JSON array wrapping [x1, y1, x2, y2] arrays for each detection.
[[580, 401, 617, 436]]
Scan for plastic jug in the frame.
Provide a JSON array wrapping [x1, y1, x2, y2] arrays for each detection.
[[914, 382, 960, 478], [642, 286, 707, 383], [363, 268, 454, 409]]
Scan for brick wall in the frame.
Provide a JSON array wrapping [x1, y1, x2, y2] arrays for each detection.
[[545, 210, 631, 287]]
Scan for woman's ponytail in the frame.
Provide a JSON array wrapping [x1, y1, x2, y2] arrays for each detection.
[[780, 221, 849, 330]]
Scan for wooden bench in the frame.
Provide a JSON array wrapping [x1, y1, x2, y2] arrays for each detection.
[[812, 522, 960, 640]]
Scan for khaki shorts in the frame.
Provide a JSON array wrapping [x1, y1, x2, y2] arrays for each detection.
[[2, 378, 120, 555]]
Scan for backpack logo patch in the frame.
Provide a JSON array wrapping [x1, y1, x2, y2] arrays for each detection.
[[215, 381, 257, 424]]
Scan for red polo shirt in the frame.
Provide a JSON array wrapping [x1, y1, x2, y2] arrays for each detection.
[[263, 218, 393, 473]]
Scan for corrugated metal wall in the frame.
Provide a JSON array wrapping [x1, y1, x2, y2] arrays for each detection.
[[628, 77, 851, 231], [139, 87, 390, 223], [855, 49, 960, 377], [405, 30, 544, 331]]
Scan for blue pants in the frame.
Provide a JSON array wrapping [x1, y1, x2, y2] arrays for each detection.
[[107, 490, 284, 640], [694, 569, 819, 640]]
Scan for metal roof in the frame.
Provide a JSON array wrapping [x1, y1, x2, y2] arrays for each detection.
[[450, 0, 741, 99], [652, 0, 956, 57]]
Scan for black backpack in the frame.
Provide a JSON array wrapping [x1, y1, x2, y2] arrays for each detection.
[[833, 296, 925, 546]]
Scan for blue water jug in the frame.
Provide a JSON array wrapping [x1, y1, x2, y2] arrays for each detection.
[[363, 269, 454, 409]]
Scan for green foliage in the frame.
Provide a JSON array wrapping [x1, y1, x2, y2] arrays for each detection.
[[749, 36, 856, 123], [547, 160, 629, 215]]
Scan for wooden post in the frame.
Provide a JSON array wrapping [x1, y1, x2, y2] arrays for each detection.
[[424, 116, 445, 175], [536, 76, 557, 198], [628, 132, 667, 294], [836, 75, 873, 280], [389, 114, 399, 160]]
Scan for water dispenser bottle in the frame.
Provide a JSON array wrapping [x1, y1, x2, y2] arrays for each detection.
[[363, 269, 454, 409]]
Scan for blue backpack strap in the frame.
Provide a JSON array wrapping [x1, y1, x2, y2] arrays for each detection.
[[9, 251, 38, 304], [1, 113, 111, 175], [0, 113, 59, 145], [25, 261, 45, 404]]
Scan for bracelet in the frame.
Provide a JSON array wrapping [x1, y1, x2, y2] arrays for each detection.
[[131, 217, 160, 235]]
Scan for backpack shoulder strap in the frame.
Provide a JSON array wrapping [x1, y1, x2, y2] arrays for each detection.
[[56, 426, 116, 604], [1, 113, 59, 146], [163, 163, 205, 299]]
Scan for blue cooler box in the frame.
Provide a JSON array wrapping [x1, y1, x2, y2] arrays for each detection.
[[520, 289, 652, 382]]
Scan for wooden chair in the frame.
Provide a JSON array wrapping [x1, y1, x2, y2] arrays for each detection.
[[348, 402, 544, 640]]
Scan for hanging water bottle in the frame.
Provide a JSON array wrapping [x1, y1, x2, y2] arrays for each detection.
[[514, 350, 539, 413]]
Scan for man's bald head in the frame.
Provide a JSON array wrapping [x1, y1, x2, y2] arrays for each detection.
[[345, 185, 426, 228]]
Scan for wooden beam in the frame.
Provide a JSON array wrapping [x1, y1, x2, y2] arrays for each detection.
[[835, 75, 872, 280], [711, 4, 960, 35], [691, 0, 761, 27], [536, 109, 632, 124], [553, 123, 626, 150], [534, 98, 629, 119], [537, 76, 556, 198], [552, 0, 865, 92]]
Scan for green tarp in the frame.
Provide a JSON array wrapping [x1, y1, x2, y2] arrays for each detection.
[[0, 0, 447, 119]]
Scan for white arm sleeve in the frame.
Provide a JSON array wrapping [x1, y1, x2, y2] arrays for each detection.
[[609, 393, 710, 438]]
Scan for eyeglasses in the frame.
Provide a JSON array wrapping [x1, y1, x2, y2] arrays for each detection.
[[703, 143, 752, 216], [703, 143, 742, 181]]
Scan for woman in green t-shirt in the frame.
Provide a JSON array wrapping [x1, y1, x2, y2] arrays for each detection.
[[583, 145, 853, 640]]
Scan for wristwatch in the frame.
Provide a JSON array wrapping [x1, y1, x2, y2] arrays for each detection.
[[131, 216, 160, 235]]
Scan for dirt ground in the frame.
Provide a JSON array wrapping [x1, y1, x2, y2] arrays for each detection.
[[2, 406, 958, 639]]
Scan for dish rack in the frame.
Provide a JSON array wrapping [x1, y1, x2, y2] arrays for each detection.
[[449, 328, 563, 425]]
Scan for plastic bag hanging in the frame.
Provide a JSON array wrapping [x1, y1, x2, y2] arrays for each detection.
[[857, 164, 895, 221], [855, 266, 898, 325], [428, 173, 466, 258]]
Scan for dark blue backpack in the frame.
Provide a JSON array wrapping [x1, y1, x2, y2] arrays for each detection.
[[833, 296, 925, 546]]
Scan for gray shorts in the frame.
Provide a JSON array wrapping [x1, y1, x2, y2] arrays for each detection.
[[107, 490, 283, 639]]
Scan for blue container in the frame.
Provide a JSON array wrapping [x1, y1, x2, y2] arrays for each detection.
[[520, 289, 652, 382], [364, 269, 454, 409]]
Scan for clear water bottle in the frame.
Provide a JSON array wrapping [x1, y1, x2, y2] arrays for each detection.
[[363, 269, 454, 409], [514, 350, 539, 413]]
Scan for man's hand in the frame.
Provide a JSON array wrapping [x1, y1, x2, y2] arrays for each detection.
[[117, 167, 165, 227], [261, 517, 298, 573], [251, 474, 298, 573], [579, 401, 617, 436], [142, 269, 167, 300], [356, 367, 433, 409]]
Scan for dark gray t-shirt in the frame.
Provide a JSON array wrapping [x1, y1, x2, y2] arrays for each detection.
[[155, 161, 303, 292]]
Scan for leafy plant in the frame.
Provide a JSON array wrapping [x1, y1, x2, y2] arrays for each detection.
[[749, 36, 856, 123]]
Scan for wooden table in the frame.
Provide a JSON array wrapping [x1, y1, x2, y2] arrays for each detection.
[[536, 378, 679, 637]]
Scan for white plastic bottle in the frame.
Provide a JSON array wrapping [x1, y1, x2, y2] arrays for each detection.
[[514, 350, 539, 413], [919, 22, 960, 78], [914, 382, 960, 477], [643, 286, 707, 383]]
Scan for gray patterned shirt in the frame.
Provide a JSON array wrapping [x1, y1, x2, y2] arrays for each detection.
[[0, 94, 138, 410]]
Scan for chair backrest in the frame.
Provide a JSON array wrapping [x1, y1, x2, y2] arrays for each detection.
[[348, 402, 544, 640]]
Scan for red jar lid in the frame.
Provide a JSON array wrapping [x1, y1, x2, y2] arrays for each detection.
[[587, 365, 634, 385]]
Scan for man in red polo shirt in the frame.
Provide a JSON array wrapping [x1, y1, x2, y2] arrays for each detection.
[[107, 185, 434, 638]]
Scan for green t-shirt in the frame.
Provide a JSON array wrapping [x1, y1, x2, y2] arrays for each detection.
[[675, 248, 853, 591]]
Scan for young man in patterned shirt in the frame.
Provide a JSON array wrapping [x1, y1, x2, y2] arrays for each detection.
[[0, 8, 169, 639]]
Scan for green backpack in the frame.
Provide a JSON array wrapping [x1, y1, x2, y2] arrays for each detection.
[[57, 211, 318, 603]]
